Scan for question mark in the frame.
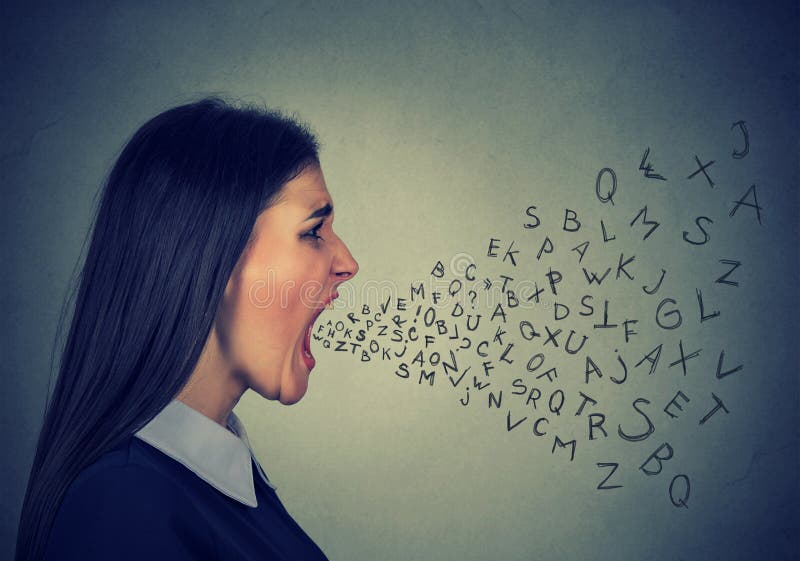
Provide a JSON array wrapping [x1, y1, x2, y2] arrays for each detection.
[[468, 290, 477, 309]]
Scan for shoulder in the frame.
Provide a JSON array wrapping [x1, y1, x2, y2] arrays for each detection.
[[43, 437, 217, 561], [58, 436, 192, 514]]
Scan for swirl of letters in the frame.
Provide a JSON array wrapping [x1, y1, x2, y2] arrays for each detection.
[[317, 121, 761, 509]]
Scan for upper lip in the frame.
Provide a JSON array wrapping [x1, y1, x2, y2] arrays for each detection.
[[322, 292, 338, 308], [312, 292, 338, 321]]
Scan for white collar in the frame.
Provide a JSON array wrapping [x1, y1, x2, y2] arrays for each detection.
[[133, 399, 274, 507]]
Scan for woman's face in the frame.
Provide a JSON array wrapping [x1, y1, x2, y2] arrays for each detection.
[[215, 163, 359, 405]]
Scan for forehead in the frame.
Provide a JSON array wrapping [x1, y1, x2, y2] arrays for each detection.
[[272, 165, 331, 210]]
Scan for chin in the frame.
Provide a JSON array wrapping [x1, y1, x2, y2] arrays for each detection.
[[278, 394, 303, 405], [250, 359, 311, 405], [250, 379, 306, 405], [277, 381, 308, 405]]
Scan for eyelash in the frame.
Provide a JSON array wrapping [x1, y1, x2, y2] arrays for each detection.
[[302, 221, 325, 242]]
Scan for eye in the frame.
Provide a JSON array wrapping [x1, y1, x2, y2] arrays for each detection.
[[302, 221, 325, 242]]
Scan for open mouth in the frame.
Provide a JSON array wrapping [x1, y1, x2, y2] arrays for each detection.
[[301, 292, 337, 371]]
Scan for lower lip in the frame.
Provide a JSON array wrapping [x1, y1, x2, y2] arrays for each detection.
[[302, 348, 315, 371]]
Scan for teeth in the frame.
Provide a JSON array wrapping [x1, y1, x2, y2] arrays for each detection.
[[326, 300, 333, 309]]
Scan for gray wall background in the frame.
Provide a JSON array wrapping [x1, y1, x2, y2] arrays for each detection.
[[2, 1, 797, 560]]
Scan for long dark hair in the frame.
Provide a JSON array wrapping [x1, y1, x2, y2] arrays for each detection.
[[15, 97, 320, 561]]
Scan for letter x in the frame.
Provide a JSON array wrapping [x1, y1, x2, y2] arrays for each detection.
[[687, 155, 715, 188]]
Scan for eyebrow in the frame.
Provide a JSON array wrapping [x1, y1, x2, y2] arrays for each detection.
[[304, 202, 333, 221]]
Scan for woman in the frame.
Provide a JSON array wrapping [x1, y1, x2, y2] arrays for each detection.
[[15, 97, 359, 560]]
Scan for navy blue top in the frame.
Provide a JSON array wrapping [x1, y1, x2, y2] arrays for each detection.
[[42, 436, 329, 560]]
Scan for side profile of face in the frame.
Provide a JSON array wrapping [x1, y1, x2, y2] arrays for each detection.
[[213, 163, 359, 405]]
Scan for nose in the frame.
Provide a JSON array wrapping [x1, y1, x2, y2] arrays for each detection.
[[331, 234, 359, 286]]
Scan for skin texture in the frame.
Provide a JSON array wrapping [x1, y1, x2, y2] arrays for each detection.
[[176, 164, 359, 426]]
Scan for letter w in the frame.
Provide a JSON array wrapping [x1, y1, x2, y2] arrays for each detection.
[[582, 267, 612, 285]]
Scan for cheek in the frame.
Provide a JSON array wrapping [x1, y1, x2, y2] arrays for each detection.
[[272, 246, 332, 302], [217, 239, 332, 369], [228, 255, 328, 350], [237, 274, 301, 348], [294, 265, 332, 307]]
